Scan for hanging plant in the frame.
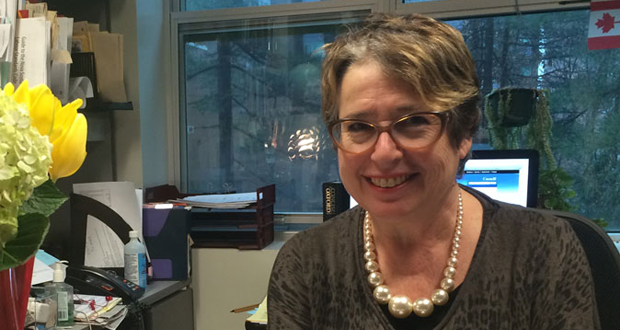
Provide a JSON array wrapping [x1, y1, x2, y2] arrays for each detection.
[[484, 88, 538, 149], [525, 90, 556, 170], [486, 87, 537, 127], [484, 88, 587, 221]]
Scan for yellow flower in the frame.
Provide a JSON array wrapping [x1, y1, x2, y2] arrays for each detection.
[[4, 81, 88, 181]]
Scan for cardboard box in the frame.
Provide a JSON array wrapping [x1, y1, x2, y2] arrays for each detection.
[[143, 206, 191, 280]]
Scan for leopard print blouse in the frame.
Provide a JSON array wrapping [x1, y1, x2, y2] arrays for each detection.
[[267, 189, 600, 330]]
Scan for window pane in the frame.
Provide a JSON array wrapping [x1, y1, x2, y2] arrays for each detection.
[[451, 10, 620, 230], [181, 15, 363, 212], [184, 0, 334, 11]]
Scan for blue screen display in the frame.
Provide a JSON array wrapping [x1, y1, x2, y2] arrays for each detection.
[[458, 159, 530, 207]]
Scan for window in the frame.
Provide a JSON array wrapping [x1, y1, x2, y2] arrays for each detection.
[[450, 10, 620, 230], [172, 1, 620, 231], [179, 11, 368, 213]]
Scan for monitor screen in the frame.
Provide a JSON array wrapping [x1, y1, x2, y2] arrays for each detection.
[[457, 149, 539, 207], [350, 149, 539, 208]]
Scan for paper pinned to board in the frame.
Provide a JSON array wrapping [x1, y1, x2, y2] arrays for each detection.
[[73, 182, 143, 268]]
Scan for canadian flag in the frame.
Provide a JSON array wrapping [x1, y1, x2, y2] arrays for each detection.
[[588, 0, 620, 50]]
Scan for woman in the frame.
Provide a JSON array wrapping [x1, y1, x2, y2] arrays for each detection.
[[267, 13, 600, 330]]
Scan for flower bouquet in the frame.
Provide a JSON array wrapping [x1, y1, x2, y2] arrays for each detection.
[[0, 81, 87, 330]]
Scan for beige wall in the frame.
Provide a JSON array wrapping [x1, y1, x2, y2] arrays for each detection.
[[109, 0, 143, 186], [192, 248, 279, 330]]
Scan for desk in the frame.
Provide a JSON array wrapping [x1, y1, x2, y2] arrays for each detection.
[[72, 279, 194, 330]]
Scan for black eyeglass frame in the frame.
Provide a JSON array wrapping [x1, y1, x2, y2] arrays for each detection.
[[327, 111, 451, 154]]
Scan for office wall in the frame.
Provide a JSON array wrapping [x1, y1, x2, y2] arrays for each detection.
[[136, 0, 171, 189], [110, 0, 143, 186]]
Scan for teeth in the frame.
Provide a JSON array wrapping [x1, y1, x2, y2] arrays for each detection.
[[370, 175, 409, 188]]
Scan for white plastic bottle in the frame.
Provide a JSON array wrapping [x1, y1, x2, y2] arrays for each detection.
[[46, 262, 74, 327], [124, 230, 147, 289]]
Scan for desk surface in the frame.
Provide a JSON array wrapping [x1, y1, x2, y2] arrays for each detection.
[[140, 278, 192, 305]]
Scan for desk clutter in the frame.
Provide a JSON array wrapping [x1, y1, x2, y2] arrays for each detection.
[[20, 181, 198, 330], [187, 184, 276, 250], [27, 260, 130, 329], [145, 184, 276, 250]]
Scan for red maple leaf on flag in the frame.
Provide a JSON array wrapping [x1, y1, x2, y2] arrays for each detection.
[[596, 13, 617, 33]]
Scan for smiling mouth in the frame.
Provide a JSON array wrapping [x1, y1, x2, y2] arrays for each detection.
[[369, 175, 412, 188]]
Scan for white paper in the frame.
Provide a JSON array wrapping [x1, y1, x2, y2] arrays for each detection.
[[31, 257, 53, 285], [73, 182, 143, 268], [177, 191, 259, 209], [2, 0, 18, 63], [0, 0, 6, 19], [56, 17, 72, 51], [184, 192, 257, 204], [45, 20, 50, 86], [12, 17, 48, 86], [0, 24, 11, 59], [98, 305, 128, 330], [68, 76, 93, 108], [50, 60, 70, 104]]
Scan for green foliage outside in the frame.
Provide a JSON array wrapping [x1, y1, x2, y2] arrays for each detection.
[[458, 11, 619, 229]]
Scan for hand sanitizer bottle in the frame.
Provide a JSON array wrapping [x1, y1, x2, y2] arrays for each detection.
[[124, 230, 147, 289], [47, 262, 74, 327]]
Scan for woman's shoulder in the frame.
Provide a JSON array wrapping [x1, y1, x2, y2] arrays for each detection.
[[488, 201, 571, 231], [481, 200, 581, 252]]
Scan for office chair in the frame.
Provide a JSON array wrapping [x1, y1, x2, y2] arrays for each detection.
[[538, 209, 620, 330]]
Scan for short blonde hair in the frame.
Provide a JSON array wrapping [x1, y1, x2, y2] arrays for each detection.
[[321, 13, 480, 147]]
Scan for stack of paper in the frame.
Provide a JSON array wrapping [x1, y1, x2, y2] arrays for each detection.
[[172, 192, 260, 209]]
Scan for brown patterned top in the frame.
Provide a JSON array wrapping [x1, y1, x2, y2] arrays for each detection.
[[267, 188, 600, 330]]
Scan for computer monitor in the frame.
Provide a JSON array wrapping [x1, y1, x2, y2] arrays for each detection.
[[458, 149, 539, 207], [350, 149, 539, 208]]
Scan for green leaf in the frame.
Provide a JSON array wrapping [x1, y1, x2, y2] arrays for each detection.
[[592, 218, 608, 229], [19, 180, 68, 217], [0, 213, 49, 271]]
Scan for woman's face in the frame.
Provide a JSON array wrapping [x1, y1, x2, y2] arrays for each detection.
[[337, 61, 471, 219]]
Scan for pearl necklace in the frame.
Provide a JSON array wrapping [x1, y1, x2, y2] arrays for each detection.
[[363, 192, 463, 319]]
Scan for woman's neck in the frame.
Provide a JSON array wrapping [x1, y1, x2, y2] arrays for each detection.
[[369, 186, 461, 252]]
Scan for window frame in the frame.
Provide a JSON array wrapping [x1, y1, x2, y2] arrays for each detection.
[[392, 0, 585, 18], [167, 0, 601, 226]]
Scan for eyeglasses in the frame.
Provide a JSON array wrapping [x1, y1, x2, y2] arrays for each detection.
[[328, 111, 449, 154]]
